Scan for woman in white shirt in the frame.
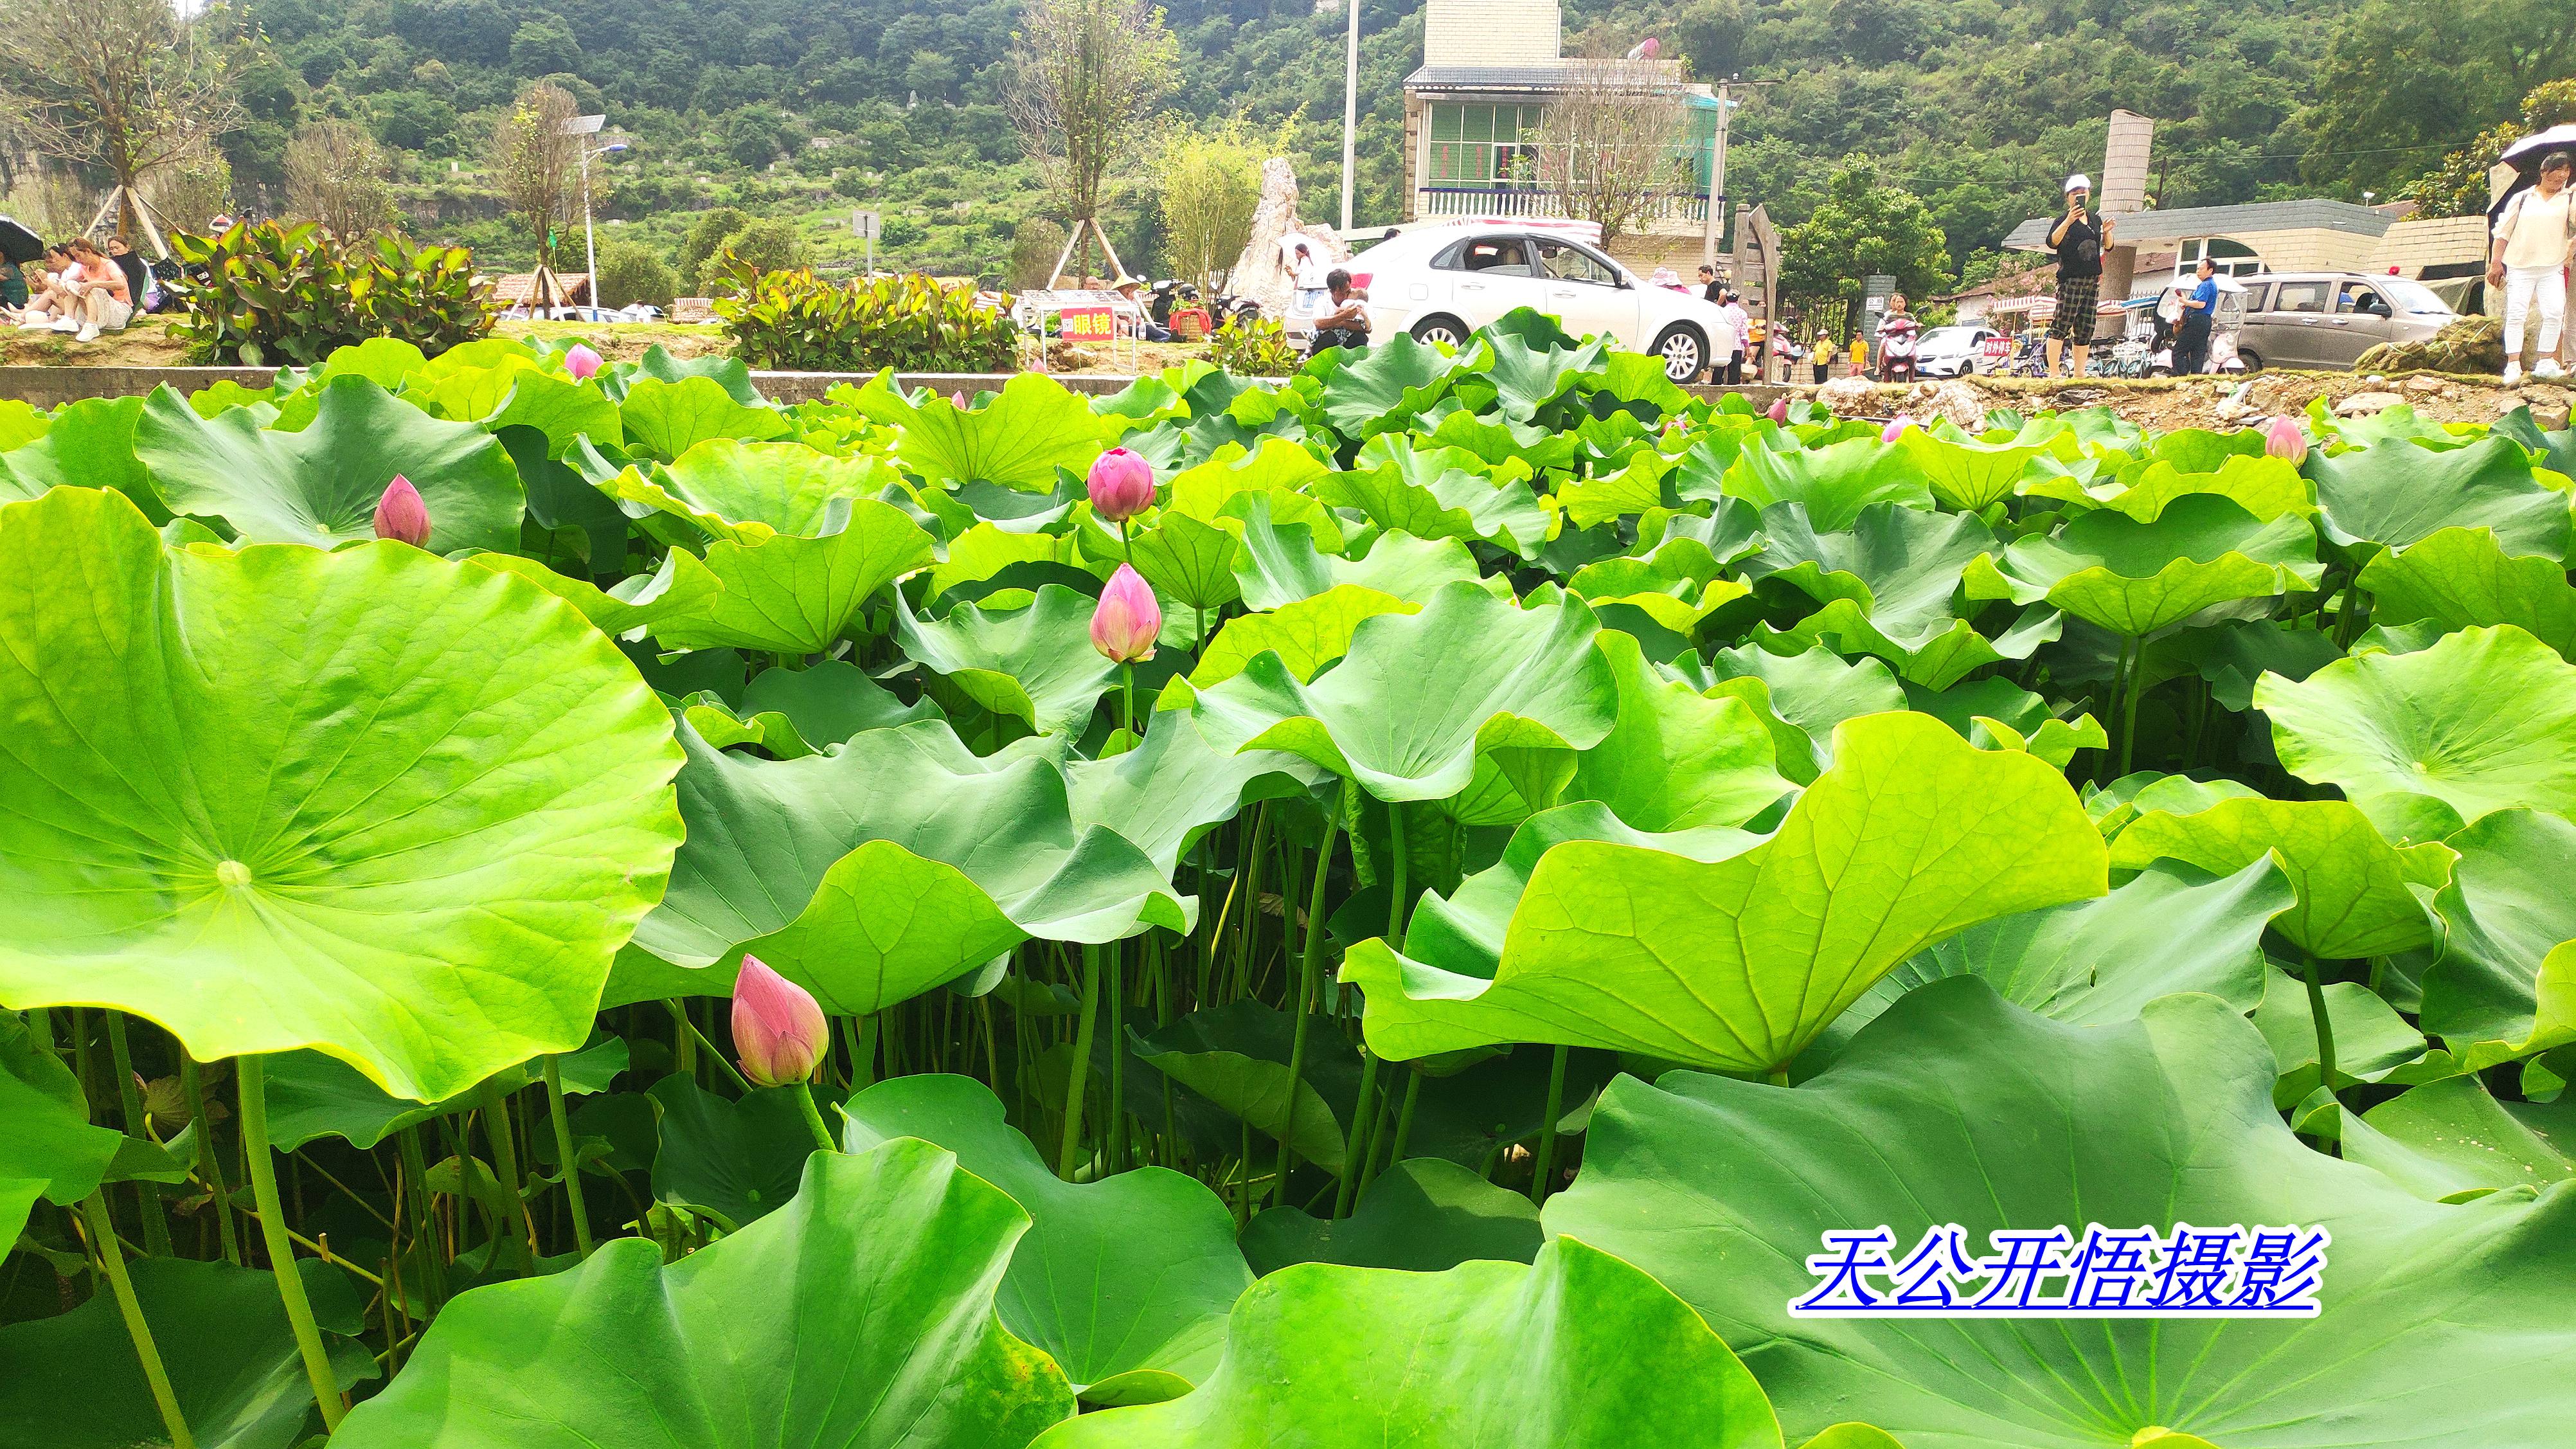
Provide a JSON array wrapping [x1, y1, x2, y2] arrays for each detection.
[[2490, 151, 2576, 384]]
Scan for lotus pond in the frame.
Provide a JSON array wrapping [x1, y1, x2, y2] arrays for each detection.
[[2, 315, 2573, 1449]]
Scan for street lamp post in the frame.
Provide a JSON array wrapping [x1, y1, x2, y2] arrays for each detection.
[[578, 140, 630, 311]]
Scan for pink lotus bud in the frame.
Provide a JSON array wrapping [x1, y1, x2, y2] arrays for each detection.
[[2265, 415, 2308, 465], [1766, 397, 1789, 424], [1090, 564, 1161, 663], [949, 390, 969, 409], [1881, 415, 1913, 444], [564, 343, 601, 381], [372, 475, 430, 546], [1086, 446, 1156, 523], [731, 955, 826, 1088]]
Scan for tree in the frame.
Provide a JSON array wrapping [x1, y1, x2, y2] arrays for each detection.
[[2400, 78, 2576, 218], [492, 81, 580, 269], [0, 0, 244, 238], [695, 217, 810, 294], [1778, 157, 1953, 322], [2296, 0, 2576, 196], [679, 206, 754, 280], [145, 141, 235, 237], [1154, 116, 1271, 292], [594, 238, 679, 309], [285, 119, 398, 239], [510, 16, 582, 79], [1006, 0, 1177, 283], [1010, 216, 1069, 289], [1526, 57, 1691, 244]]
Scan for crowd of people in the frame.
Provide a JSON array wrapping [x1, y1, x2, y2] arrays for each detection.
[[1, 235, 161, 342]]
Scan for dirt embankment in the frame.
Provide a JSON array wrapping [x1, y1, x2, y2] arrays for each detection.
[[1809, 369, 2573, 432]]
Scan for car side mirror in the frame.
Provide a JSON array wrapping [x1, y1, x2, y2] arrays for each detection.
[[2365, 300, 2390, 317]]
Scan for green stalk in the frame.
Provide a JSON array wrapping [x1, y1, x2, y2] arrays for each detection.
[[236, 1058, 346, 1432], [476, 1078, 533, 1272], [102, 1014, 172, 1257], [1375, 1069, 1422, 1184], [539, 1058, 594, 1257], [1107, 944, 1127, 1173], [2301, 951, 2339, 1087], [179, 1057, 238, 1266], [79, 1192, 194, 1449], [1386, 801, 1409, 940], [793, 1083, 838, 1155], [395, 1127, 446, 1309], [1334, 1050, 1382, 1218], [841, 1014, 879, 1092], [1275, 815, 1338, 1209], [1057, 944, 1105, 1179], [2115, 634, 2145, 777], [669, 998, 696, 1083], [1528, 1044, 1571, 1205]]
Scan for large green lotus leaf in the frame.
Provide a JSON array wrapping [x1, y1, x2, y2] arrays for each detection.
[[631, 722, 1184, 1009], [1722, 436, 1934, 531], [1311, 332, 1459, 437], [1128, 1000, 1352, 1175], [1568, 631, 1793, 831], [0, 1013, 123, 1216], [1322, 440, 1550, 558], [2024, 455, 2312, 525], [2357, 526, 2576, 661], [1746, 501, 2020, 688], [647, 1075, 826, 1228], [1553, 449, 1675, 530], [727, 659, 941, 747], [1548, 980, 2576, 1449], [461, 548, 724, 636], [1065, 712, 1326, 876], [261, 1038, 625, 1152], [2256, 624, 2576, 843], [1187, 583, 1618, 803], [2350, 1075, 2575, 1201], [0, 489, 684, 1101], [1695, 643, 1908, 781], [0, 1256, 375, 1449], [1344, 711, 2107, 1072], [869, 373, 1111, 491], [843, 1074, 1251, 1404], [1030, 1238, 1786, 1449], [2109, 797, 2454, 960], [1191, 585, 1418, 688], [1816, 857, 2287, 1059], [1965, 493, 2321, 636], [2158, 616, 2345, 711], [895, 584, 1120, 737], [132, 376, 526, 553], [1562, 553, 1751, 636], [1893, 427, 2044, 510], [2420, 808, 2576, 1061], [615, 375, 792, 460], [2307, 435, 2572, 561], [632, 343, 763, 405], [1161, 440, 1343, 548], [0, 394, 158, 519], [1229, 505, 1490, 610], [607, 439, 906, 542], [1240, 1156, 1543, 1275], [650, 505, 936, 656], [2250, 962, 2427, 1102], [1475, 328, 1612, 422], [1118, 510, 1244, 612], [334, 1141, 1076, 1449]]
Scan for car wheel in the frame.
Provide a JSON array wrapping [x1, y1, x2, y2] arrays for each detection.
[[1652, 325, 1706, 383], [2235, 349, 2262, 374], [1411, 315, 1469, 350]]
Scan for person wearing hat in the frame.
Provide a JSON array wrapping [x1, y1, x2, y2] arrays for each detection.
[[2045, 174, 2113, 378], [1113, 275, 1172, 341]]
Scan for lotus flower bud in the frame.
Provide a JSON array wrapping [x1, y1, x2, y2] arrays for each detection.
[[1091, 564, 1161, 663], [1881, 415, 1913, 443], [564, 343, 601, 381], [1086, 446, 1156, 523], [950, 390, 969, 409], [731, 955, 826, 1088], [2265, 415, 2308, 465], [372, 475, 430, 546], [1767, 397, 1789, 424]]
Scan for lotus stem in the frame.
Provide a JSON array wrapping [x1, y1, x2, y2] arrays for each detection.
[[1276, 814, 1338, 1209], [1375, 1069, 1422, 1185], [476, 1077, 535, 1272], [78, 1192, 194, 1449], [2116, 634, 2149, 776], [179, 1057, 240, 1266], [669, 998, 696, 1083], [1107, 945, 1127, 1173], [792, 1083, 839, 1155], [540, 1058, 595, 1257], [1336, 1050, 1382, 1218], [1386, 800, 1410, 941], [1122, 662, 1137, 736], [1530, 1044, 1571, 1205], [235, 1056, 347, 1432], [102, 1013, 172, 1257], [395, 1126, 446, 1309], [841, 1014, 879, 1091], [2300, 951, 2339, 1088], [1057, 943, 1105, 1179]]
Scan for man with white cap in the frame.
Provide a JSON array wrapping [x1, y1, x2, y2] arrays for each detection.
[[2045, 173, 2112, 378]]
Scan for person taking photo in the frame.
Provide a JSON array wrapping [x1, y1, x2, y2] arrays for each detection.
[[2046, 174, 2111, 378]]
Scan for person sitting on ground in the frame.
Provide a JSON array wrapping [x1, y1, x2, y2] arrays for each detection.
[[18, 245, 78, 330], [1310, 267, 1370, 353], [104, 237, 155, 314], [62, 238, 131, 340], [1113, 275, 1172, 341]]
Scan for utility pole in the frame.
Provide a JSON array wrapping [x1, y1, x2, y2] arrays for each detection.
[[1701, 77, 1730, 271], [1341, 0, 1361, 232]]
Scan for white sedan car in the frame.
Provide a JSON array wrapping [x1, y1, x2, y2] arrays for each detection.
[[1338, 223, 1742, 382], [1913, 324, 2005, 378]]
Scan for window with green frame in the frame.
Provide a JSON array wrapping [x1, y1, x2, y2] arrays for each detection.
[[1424, 102, 1545, 185]]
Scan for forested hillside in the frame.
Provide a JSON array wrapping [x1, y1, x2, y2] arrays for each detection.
[[222, 0, 2571, 283]]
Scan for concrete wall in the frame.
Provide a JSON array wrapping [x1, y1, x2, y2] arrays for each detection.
[[1422, 0, 1559, 66], [2371, 216, 2489, 276], [0, 367, 1144, 409]]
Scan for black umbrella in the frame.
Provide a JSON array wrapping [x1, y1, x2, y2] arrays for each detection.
[[0, 215, 44, 265]]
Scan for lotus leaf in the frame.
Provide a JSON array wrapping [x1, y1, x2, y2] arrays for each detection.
[[895, 583, 1122, 737], [2420, 808, 2576, 1061], [2356, 525, 2576, 660], [1965, 493, 2322, 636], [616, 375, 792, 460], [2109, 796, 2453, 960], [2307, 435, 2572, 561], [1722, 436, 1934, 530]]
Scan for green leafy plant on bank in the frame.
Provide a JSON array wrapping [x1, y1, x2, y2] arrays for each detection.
[[1203, 315, 1301, 377], [715, 255, 1017, 372], [167, 221, 494, 367]]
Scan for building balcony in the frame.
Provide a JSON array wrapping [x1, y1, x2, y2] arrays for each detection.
[[1413, 184, 1710, 230]]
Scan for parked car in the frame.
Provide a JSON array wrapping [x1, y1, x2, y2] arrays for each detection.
[[2228, 272, 2455, 372], [1336, 221, 1751, 382], [1913, 325, 2005, 378]]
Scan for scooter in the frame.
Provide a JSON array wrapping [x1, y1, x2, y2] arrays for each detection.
[[1879, 316, 1921, 383]]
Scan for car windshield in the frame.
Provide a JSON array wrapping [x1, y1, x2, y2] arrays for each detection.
[[2375, 278, 2453, 315], [1918, 327, 1980, 350]]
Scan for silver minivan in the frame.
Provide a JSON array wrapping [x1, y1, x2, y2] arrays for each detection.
[[2232, 272, 2456, 372]]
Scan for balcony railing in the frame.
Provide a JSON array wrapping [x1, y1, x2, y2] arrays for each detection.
[[1415, 185, 1710, 224]]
